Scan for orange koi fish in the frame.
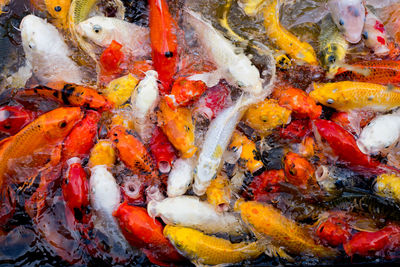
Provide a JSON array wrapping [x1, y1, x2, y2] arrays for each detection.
[[158, 99, 197, 158], [108, 125, 158, 184], [284, 152, 316, 189], [148, 0, 178, 95], [336, 60, 400, 85], [0, 107, 83, 191], [18, 82, 113, 112]]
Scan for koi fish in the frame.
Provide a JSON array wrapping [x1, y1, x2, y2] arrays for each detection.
[[315, 213, 352, 247], [284, 152, 316, 189], [185, 10, 264, 96], [375, 173, 400, 203], [235, 200, 338, 258], [194, 98, 246, 196], [167, 158, 194, 197], [68, 0, 125, 61], [248, 169, 285, 201], [108, 125, 158, 184], [20, 14, 83, 84], [335, 60, 400, 85], [76, 16, 151, 59], [165, 77, 207, 109], [193, 80, 232, 121], [0, 0, 10, 15], [99, 40, 124, 75], [343, 225, 400, 258], [113, 202, 184, 266], [44, 0, 71, 29], [89, 165, 134, 260], [163, 225, 264, 265], [328, 0, 365, 44], [0, 107, 83, 191], [205, 174, 231, 212], [378, 2, 400, 45], [62, 157, 89, 215], [362, 8, 389, 56], [242, 99, 292, 136], [357, 112, 400, 155], [103, 74, 139, 107], [263, 0, 318, 65], [238, 0, 266, 16], [0, 106, 35, 135], [313, 119, 384, 174], [148, 195, 247, 236], [88, 140, 116, 169], [62, 110, 100, 160], [148, 0, 178, 94], [273, 86, 322, 119], [318, 15, 348, 77], [150, 127, 176, 174], [279, 119, 311, 141], [229, 131, 264, 174], [158, 99, 197, 159], [130, 70, 159, 143], [310, 81, 400, 112], [18, 83, 113, 112]]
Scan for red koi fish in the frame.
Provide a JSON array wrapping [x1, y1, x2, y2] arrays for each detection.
[[316, 215, 352, 247], [148, 0, 178, 95], [248, 169, 285, 202], [344, 225, 400, 258], [335, 60, 400, 85], [193, 80, 231, 121], [313, 119, 386, 174], [165, 77, 207, 109], [0, 106, 36, 135], [62, 158, 89, 217], [62, 110, 100, 160], [113, 202, 185, 266], [100, 40, 124, 75], [149, 127, 176, 174], [280, 119, 311, 141]]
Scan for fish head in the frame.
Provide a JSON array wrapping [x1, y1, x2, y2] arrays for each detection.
[[309, 83, 343, 108], [44, 0, 70, 28], [42, 107, 83, 140], [320, 43, 347, 76], [76, 16, 114, 47], [20, 14, 62, 56], [328, 0, 365, 43]]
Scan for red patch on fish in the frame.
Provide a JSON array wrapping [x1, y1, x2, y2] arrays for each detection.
[[374, 21, 385, 34], [377, 36, 386, 45]]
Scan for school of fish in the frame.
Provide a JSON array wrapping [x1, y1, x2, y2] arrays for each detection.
[[1, 0, 400, 266]]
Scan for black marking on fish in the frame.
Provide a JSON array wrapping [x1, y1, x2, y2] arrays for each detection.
[[61, 84, 76, 105], [164, 51, 173, 58]]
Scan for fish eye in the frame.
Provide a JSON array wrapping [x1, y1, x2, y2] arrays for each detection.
[[362, 32, 368, 40], [327, 99, 334, 104], [54, 6, 62, 12], [327, 55, 336, 64], [339, 19, 344, 26], [93, 25, 102, 33], [28, 42, 35, 49], [164, 51, 173, 58], [59, 121, 67, 128]]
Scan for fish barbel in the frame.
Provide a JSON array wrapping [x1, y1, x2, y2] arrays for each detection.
[[310, 81, 400, 112]]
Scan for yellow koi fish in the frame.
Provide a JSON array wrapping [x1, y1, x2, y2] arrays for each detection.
[[229, 130, 264, 174], [206, 175, 231, 212], [88, 140, 116, 169], [163, 225, 265, 265], [263, 0, 318, 65], [243, 99, 291, 136], [235, 200, 338, 258], [310, 81, 400, 112], [375, 173, 400, 203], [45, 0, 71, 28], [104, 74, 139, 107]]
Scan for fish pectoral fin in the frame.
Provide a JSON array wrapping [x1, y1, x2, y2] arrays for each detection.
[[264, 244, 294, 262]]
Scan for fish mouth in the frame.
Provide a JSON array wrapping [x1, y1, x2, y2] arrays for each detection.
[[345, 34, 362, 44]]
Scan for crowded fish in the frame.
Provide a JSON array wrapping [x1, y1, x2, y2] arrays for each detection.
[[2, 0, 400, 266]]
